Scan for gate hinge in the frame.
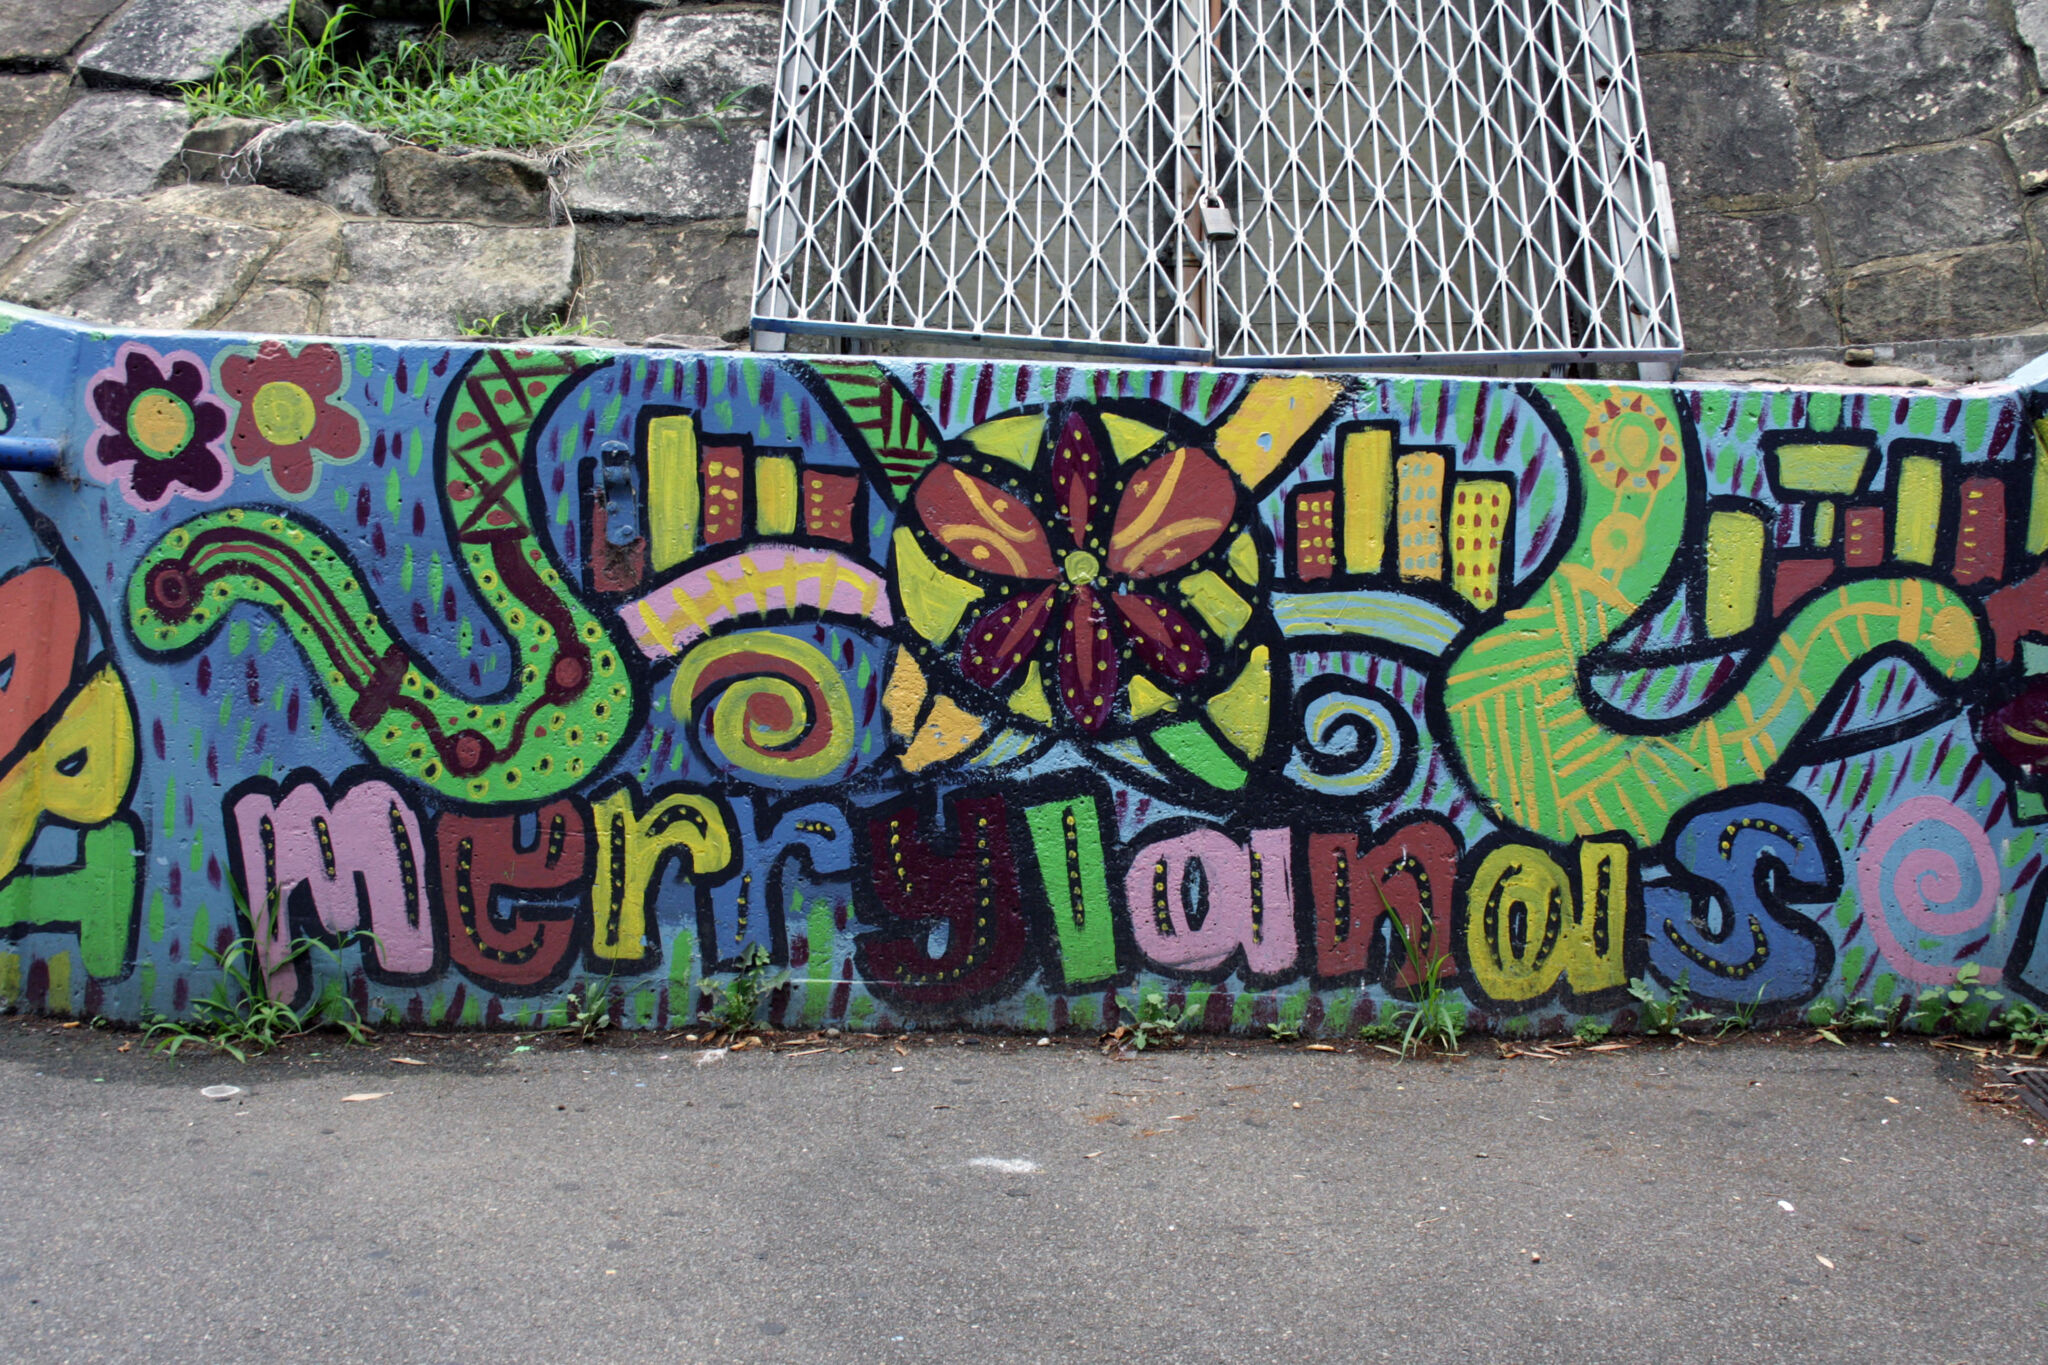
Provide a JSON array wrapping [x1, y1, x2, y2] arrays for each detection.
[[1651, 160, 1679, 260], [746, 137, 771, 234]]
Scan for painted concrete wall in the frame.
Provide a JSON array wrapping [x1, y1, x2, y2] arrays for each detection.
[[6, 302, 2048, 1034]]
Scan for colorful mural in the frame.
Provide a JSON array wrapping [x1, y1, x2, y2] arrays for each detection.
[[7, 301, 2048, 1034]]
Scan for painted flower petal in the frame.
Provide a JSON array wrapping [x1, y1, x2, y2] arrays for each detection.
[[93, 377, 134, 430], [1057, 583, 1118, 733], [94, 350, 163, 429], [261, 440, 316, 495], [1050, 412, 1104, 546], [220, 342, 363, 496], [190, 398, 228, 448], [164, 355, 209, 404], [1111, 591, 1212, 685], [219, 351, 257, 397], [128, 441, 227, 504], [960, 586, 1057, 689], [83, 345, 235, 511], [123, 348, 164, 391], [914, 463, 1058, 579], [296, 342, 345, 397], [1107, 446, 1236, 578], [309, 404, 361, 460]]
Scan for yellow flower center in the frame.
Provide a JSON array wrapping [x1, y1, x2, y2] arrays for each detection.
[[127, 388, 193, 459], [251, 380, 318, 446], [1063, 549, 1100, 586]]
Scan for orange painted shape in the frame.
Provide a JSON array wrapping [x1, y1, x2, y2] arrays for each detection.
[[701, 445, 748, 544], [0, 565, 82, 762], [804, 469, 861, 543], [1771, 556, 1835, 617]]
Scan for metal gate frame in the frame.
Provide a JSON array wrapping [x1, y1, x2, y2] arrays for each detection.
[[752, 0, 1682, 367]]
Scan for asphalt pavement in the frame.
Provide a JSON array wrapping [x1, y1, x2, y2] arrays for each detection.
[[0, 1020, 2043, 1364]]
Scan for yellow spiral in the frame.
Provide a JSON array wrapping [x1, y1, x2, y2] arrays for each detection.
[[670, 631, 854, 782]]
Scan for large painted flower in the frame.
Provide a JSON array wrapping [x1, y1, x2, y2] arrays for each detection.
[[84, 344, 231, 511], [216, 340, 364, 497], [906, 409, 1256, 734]]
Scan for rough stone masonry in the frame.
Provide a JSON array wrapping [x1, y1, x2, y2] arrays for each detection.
[[0, 0, 770, 345], [7, 2, 2048, 365], [1636, 0, 2048, 369]]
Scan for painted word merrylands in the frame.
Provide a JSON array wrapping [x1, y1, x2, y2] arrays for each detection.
[[5, 301, 2048, 1034]]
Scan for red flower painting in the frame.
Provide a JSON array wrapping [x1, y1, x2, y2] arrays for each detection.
[[216, 340, 364, 496], [910, 411, 1245, 733]]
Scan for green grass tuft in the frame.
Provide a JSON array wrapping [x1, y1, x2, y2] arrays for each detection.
[[183, 0, 648, 158], [461, 311, 612, 340]]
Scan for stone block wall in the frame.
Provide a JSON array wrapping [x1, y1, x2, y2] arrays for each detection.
[[11, 0, 2048, 369], [1636, 0, 2048, 360], [0, 0, 771, 346]]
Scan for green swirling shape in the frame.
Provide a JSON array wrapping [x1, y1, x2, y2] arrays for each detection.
[[1442, 386, 1983, 845], [127, 348, 632, 805]]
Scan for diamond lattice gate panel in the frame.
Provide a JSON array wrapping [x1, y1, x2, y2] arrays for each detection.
[[1211, 0, 1679, 365], [753, 0, 1681, 366], [754, 0, 1217, 361]]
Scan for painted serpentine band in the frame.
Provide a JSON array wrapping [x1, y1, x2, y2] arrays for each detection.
[[127, 348, 633, 804]]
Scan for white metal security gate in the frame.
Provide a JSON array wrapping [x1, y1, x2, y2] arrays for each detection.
[[752, 0, 1681, 366]]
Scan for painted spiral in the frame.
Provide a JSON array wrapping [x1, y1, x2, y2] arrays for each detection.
[[1284, 675, 1415, 801], [671, 630, 855, 785], [128, 348, 631, 805], [1856, 794, 2003, 986]]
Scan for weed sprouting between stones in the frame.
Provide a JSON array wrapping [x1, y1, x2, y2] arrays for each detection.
[[184, 0, 651, 157]]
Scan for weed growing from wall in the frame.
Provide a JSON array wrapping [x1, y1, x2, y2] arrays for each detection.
[[1627, 975, 1715, 1039], [703, 946, 774, 1038], [145, 927, 376, 1061], [1112, 989, 1187, 1051], [184, 0, 650, 156], [1380, 897, 1464, 1057], [461, 312, 612, 341], [560, 977, 614, 1042], [1999, 1003, 2048, 1056]]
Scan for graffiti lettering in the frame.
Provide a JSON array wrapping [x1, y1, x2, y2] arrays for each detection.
[[227, 772, 437, 1002], [1459, 837, 1633, 1007], [697, 796, 853, 970], [4, 298, 2048, 1033], [1124, 826, 1298, 977], [1643, 791, 1840, 1004], [0, 496, 142, 992], [857, 794, 1029, 1007], [587, 779, 730, 970], [436, 801, 589, 991], [1308, 815, 1460, 988]]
